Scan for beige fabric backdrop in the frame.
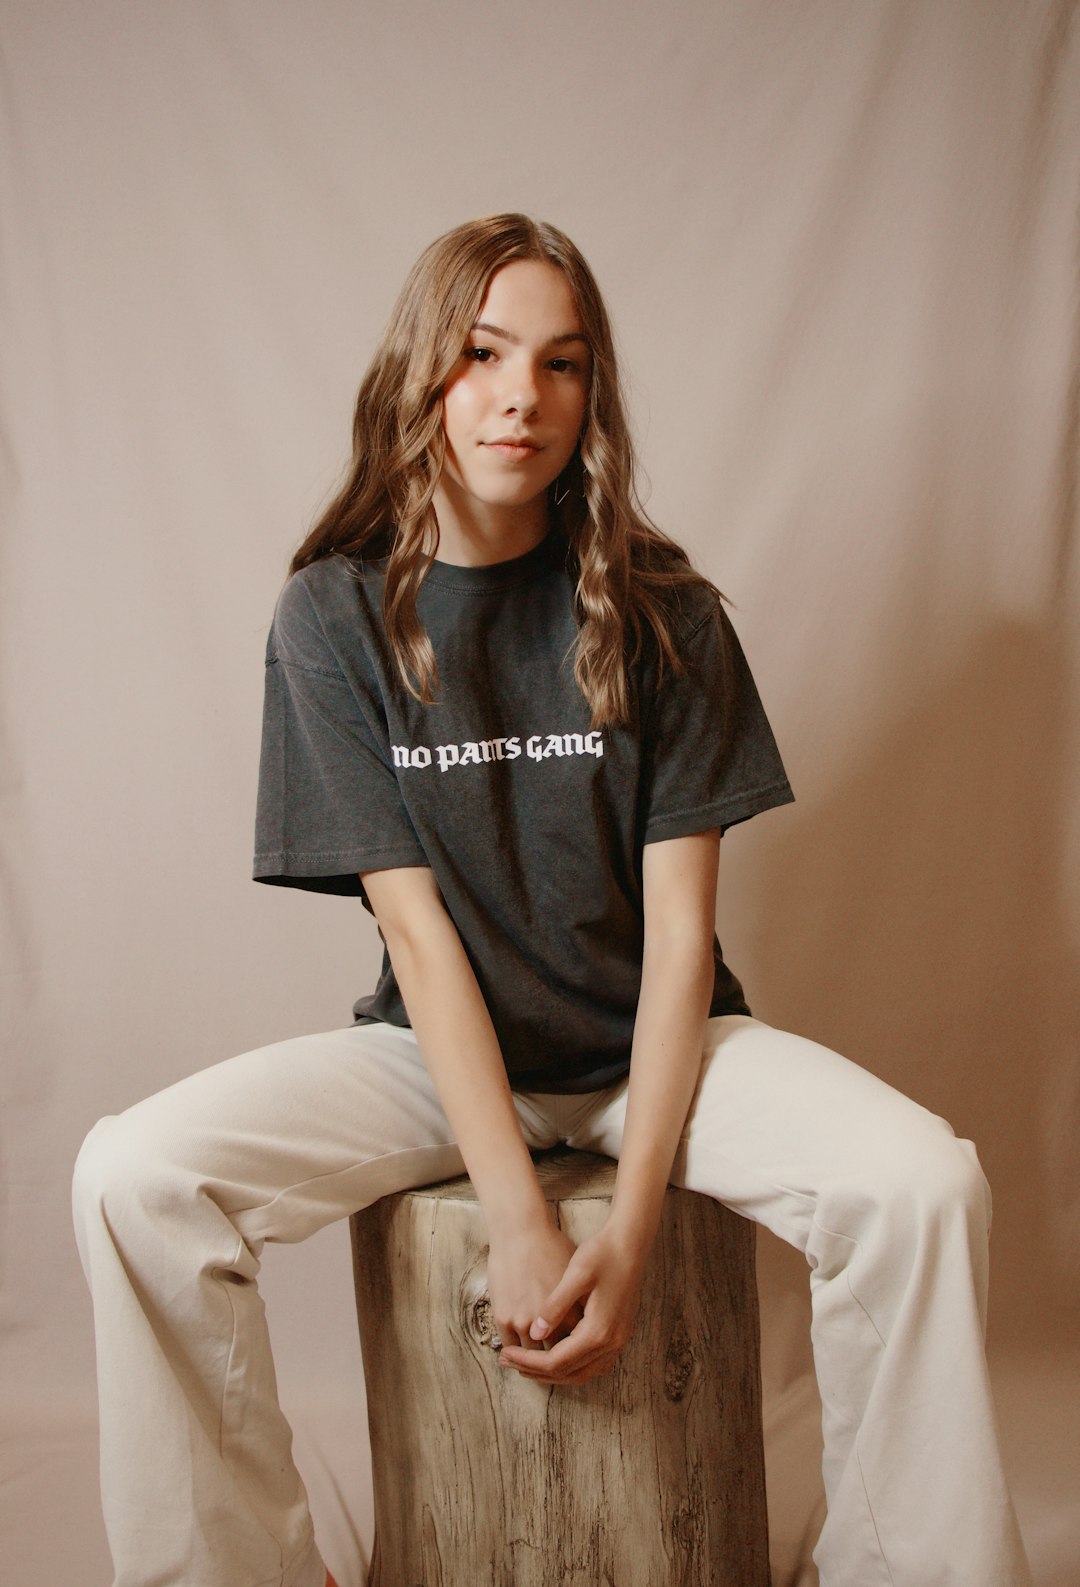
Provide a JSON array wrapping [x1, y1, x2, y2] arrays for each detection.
[[2, 2, 1077, 1583]]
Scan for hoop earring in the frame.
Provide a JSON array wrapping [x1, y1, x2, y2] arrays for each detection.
[[553, 474, 571, 507]]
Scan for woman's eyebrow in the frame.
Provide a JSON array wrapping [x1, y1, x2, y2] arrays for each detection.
[[471, 320, 589, 347]]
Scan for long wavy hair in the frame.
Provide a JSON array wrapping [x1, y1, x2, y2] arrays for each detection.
[[291, 213, 723, 727]]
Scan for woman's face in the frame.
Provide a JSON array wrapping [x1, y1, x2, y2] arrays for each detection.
[[437, 259, 591, 523]]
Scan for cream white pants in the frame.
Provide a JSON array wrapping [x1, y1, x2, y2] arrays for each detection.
[[72, 1015, 1031, 1587]]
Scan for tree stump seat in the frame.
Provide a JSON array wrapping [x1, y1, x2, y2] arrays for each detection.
[[350, 1148, 769, 1587]]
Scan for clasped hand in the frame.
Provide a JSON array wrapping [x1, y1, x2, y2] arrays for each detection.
[[487, 1218, 646, 1386]]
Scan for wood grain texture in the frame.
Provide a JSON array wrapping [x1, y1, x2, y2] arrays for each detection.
[[350, 1150, 769, 1587]]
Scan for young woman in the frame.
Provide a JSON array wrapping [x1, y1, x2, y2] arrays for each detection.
[[74, 214, 1030, 1587]]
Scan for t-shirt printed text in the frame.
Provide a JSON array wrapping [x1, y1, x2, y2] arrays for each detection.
[[391, 730, 605, 774]]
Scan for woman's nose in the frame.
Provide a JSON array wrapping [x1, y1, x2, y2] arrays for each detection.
[[501, 360, 540, 414]]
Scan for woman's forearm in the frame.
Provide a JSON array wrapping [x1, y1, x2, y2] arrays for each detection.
[[361, 867, 550, 1239], [607, 830, 722, 1251], [607, 936, 715, 1246]]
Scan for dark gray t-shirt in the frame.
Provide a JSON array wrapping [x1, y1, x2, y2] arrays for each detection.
[[254, 532, 793, 1091]]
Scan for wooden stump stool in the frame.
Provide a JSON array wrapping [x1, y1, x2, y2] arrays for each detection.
[[350, 1149, 769, 1587]]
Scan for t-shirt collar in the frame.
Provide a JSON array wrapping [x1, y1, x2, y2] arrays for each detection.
[[421, 527, 566, 592]]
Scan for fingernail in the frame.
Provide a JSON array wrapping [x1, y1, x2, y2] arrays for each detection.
[[530, 1317, 550, 1340]]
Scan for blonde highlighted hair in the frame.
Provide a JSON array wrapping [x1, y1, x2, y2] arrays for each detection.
[[292, 213, 723, 727]]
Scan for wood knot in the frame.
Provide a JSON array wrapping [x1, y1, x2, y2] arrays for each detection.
[[470, 1290, 499, 1350], [663, 1314, 695, 1401], [670, 1503, 696, 1550], [459, 1254, 500, 1351]]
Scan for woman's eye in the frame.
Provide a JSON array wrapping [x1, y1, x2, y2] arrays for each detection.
[[548, 357, 579, 374], [466, 346, 495, 363]]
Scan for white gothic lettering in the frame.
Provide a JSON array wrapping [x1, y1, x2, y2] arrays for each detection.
[[390, 729, 603, 774]]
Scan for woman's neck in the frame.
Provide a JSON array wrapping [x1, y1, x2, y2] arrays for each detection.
[[430, 483, 550, 568]]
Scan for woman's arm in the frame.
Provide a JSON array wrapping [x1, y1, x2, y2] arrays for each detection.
[[360, 865, 582, 1348], [497, 828, 721, 1383]]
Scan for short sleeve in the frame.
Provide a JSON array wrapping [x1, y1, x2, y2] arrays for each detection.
[[641, 602, 794, 844], [253, 574, 428, 896]]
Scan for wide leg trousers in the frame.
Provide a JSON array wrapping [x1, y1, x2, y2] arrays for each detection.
[[72, 1016, 1032, 1587]]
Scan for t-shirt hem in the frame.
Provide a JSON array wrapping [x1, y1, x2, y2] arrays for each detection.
[[644, 781, 795, 843], [253, 844, 429, 882]]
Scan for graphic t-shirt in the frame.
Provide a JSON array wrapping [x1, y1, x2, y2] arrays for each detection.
[[253, 531, 794, 1091]]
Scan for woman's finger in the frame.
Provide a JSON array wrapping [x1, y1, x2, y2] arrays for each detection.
[[530, 1264, 593, 1341], [502, 1346, 614, 1384], [546, 1302, 584, 1345], [501, 1326, 609, 1381]]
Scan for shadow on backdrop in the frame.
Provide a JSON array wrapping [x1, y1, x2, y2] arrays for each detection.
[[749, 608, 1076, 1347]]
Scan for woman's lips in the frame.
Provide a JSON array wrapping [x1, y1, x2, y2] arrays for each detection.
[[484, 439, 542, 460]]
